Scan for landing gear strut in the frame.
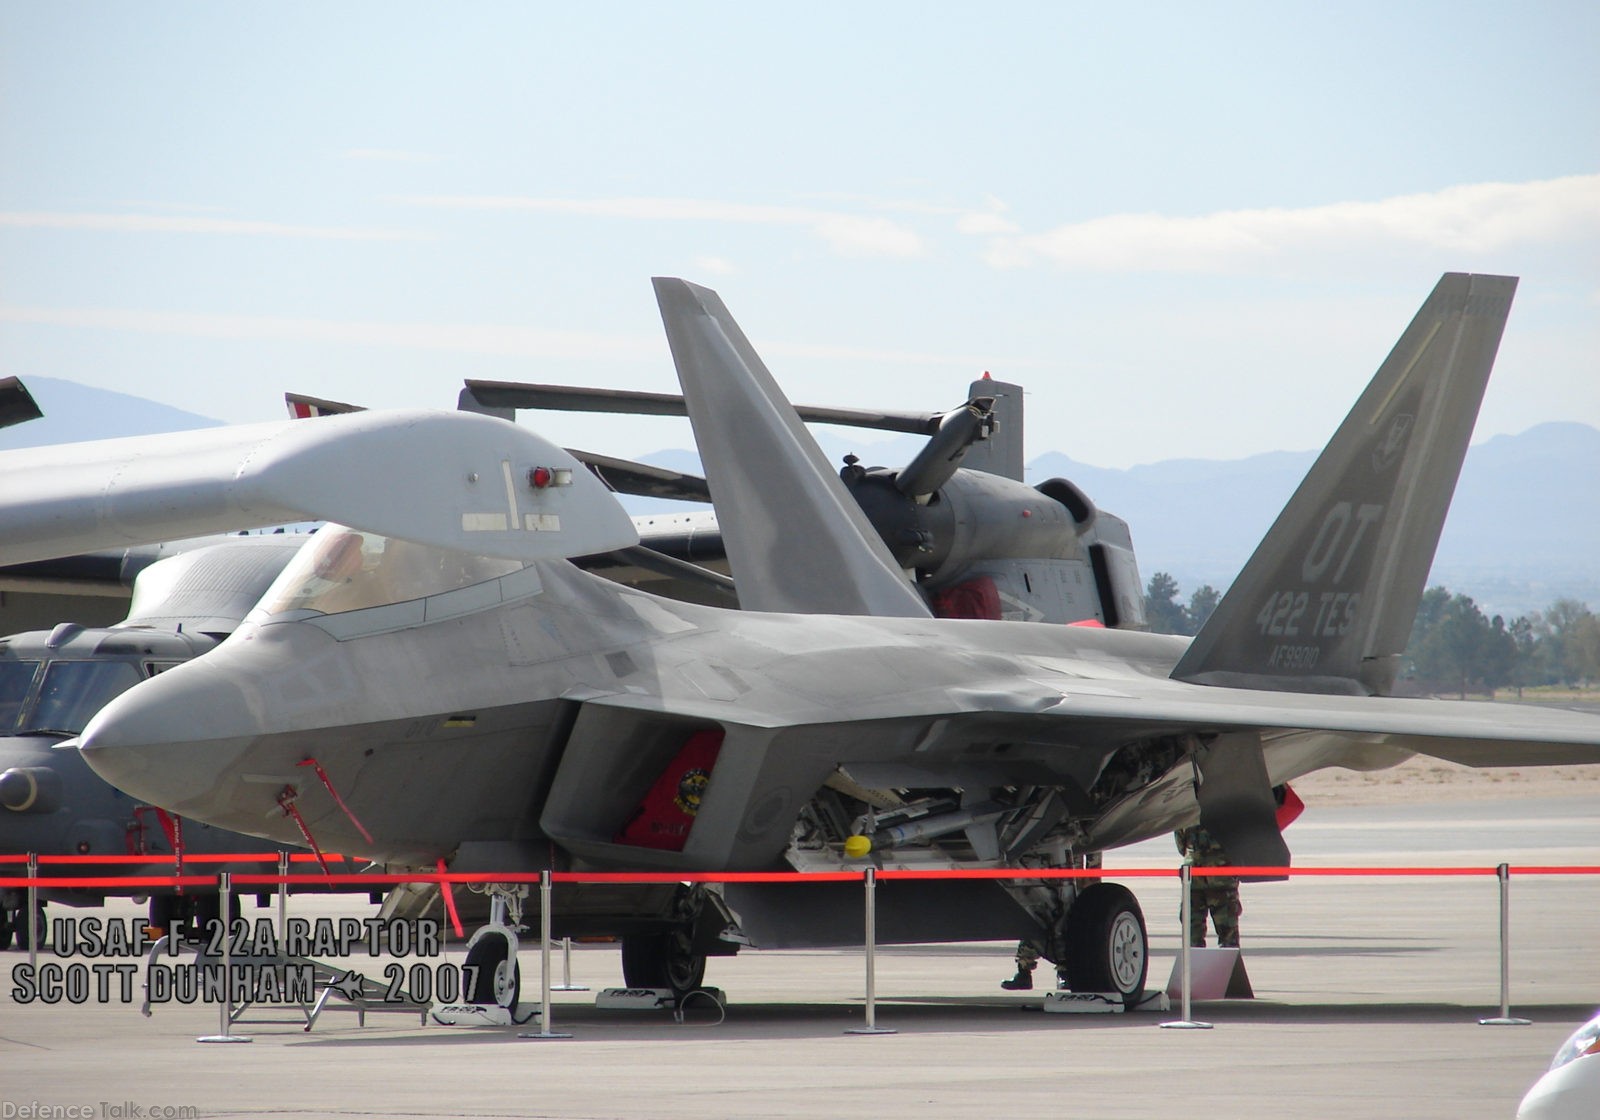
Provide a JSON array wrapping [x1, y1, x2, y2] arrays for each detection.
[[432, 884, 533, 1026]]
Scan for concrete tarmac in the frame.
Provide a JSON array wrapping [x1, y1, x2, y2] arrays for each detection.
[[3, 793, 1596, 1120]]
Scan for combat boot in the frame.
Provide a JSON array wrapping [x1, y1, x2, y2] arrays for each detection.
[[1000, 964, 1035, 990]]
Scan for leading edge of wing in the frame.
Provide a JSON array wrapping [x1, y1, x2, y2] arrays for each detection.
[[0, 409, 638, 565], [1036, 677, 1600, 763]]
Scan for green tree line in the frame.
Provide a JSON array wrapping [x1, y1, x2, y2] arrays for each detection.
[[1143, 573, 1600, 697]]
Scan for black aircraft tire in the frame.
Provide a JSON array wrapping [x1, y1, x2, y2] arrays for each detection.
[[148, 895, 182, 940], [463, 935, 520, 1013], [622, 932, 706, 994], [663, 929, 707, 995], [1062, 882, 1148, 1005], [620, 933, 669, 988]]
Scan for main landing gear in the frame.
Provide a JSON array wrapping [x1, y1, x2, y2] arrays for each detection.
[[618, 884, 743, 1002], [621, 928, 706, 994], [1060, 882, 1148, 1005]]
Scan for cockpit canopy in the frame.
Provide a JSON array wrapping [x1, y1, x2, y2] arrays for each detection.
[[254, 526, 530, 619]]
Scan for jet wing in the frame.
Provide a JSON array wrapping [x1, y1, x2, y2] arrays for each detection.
[[0, 409, 638, 566], [545, 659, 1600, 874], [1027, 678, 1600, 766]]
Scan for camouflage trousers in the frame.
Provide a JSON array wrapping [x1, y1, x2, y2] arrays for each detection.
[[1184, 881, 1241, 948]]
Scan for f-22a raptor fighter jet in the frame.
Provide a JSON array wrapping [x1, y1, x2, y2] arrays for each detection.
[[2, 272, 1596, 1005]]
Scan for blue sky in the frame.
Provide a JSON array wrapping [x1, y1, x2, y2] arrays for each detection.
[[2, 1, 1596, 469]]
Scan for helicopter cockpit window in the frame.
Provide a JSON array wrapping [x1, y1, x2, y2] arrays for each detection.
[[256, 526, 527, 618], [28, 660, 144, 736], [0, 660, 42, 734]]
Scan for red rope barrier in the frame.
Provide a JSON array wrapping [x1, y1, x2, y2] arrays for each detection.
[[4, 863, 1599, 892], [0, 851, 350, 865], [1189, 865, 1496, 878], [2, 875, 217, 890]]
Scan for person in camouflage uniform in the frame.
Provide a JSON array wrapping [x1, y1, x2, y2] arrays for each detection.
[[1001, 938, 1044, 989], [1000, 851, 1103, 989], [1174, 824, 1240, 948]]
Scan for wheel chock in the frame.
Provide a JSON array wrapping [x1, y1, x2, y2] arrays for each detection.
[[594, 987, 726, 1011], [1042, 990, 1171, 1014], [430, 1004, 538, 1027]]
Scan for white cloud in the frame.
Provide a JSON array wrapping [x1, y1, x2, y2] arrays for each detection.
[[401, 194, 927, 259], [985, 174, 1600, 272], [0, 211, 426, 241], [956, 211, 1020, 235], [0, 305, 655, 360], [691, 255, 738, 275], [955, 195, 1020, 236], [0, 302, 1033, 370]]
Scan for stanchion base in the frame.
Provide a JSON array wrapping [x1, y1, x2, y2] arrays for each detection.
[[196, 1035, 253, 1043], [844, 1026, 897, 1035], [551, 984, 590, 992], [1158, 1020, 1213, 1030], [1478, 1016, 1532, 1026], [516, 1030, 574, 1040]]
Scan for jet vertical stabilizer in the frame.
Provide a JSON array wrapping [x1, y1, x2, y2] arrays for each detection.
[[1173, 273, 1517, 695], [653, 277, 931, 618]]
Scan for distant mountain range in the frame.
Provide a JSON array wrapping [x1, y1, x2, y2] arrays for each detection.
[[1026, 422, 1600, 618], [8, 377, 1595, 618], [0, 377, 223, 448]]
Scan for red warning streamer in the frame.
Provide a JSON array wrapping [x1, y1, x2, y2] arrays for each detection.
[[297, 757, 374, 845], [437, 858, 464, 940], [276, 785, 331, 875]]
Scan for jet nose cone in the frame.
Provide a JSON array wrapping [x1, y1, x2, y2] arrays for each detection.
[[78, 665, 254, 812]]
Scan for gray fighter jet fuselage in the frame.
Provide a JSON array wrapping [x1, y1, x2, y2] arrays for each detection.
[[6, 271, 1596, 1003]]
